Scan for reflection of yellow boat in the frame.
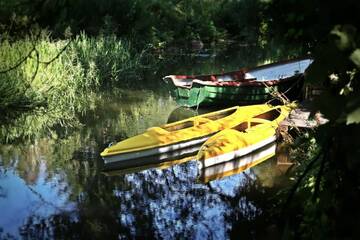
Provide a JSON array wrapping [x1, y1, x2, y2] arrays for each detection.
[[101, 104, 285, 169], [103, 155, 194, 176], [198, 142, 276, 183], [197, 104, 291, 168], [102, 144, 199, 170]]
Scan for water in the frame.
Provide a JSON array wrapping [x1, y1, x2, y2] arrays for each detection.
[[0, 45, 296, 239]]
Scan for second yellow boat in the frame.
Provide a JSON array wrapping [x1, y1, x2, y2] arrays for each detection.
[[197, 104, 291, 168], [101, 104, 287, 169]]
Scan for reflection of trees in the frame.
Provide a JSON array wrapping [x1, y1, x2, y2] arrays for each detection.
[[0, 90, 179, 237], [252, 157, 292, 188], [1, 110, 288, 239], [107, 160, 286, 239], [0, 143, 41, 185], [0, 186, 6, 198], [8, 155, 290, 239], [1, 131, 290, 238]]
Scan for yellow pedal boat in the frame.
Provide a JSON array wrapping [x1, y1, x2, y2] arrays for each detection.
[[100, 104, 286, 168], [197, 104, 291, 168]]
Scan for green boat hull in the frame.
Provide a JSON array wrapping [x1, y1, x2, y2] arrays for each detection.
[[168, 76, 304, 107]]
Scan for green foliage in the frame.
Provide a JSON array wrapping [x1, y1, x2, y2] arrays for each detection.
[[119, 0, 227, 45], [266, 0, 360, 47], [278, 22, 360, 239], [1, 0, 283, 47], [266, 0, 326, 46], [306, 25, 360, 125], [71, 33, 151, 87], [217, 0, 266, 42], [0, 0, 229, 45], [0, 32, 156, 141], [347, 107, 360, 124]]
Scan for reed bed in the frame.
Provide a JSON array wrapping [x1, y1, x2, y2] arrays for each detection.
[[0, 33, 155, 142], [0, 32, 150, 110]]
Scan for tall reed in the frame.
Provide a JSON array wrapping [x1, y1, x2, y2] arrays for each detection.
[[0, 32, 151, 110], [0, 32, 154, 142]]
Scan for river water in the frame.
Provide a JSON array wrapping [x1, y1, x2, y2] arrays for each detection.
[[0, 45, 295, 239]]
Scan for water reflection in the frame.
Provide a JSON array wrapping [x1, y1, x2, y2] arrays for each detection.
[[0, 90, 293, 239], [0, 45, 299, 238], [0, 159, 75, 237], [0, 89, 178, 238], [109, 156, 291, 239]]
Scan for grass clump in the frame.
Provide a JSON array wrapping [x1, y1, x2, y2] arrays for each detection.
[[0, 32, 154, 141], [0, 32, 150, 110]]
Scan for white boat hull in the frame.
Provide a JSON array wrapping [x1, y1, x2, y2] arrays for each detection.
[[198, 135, 277, 169], [102, 134, 214, 169], [199, 142, 277, 182]]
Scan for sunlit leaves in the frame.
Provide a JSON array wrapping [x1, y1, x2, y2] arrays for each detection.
[[340, 81, 354, 96], [350, 49, 360, 68], [304, 176, 315, 193], [330, 25, 357, 51], [329, 73, 339, 84], [346, 107, 360, 124], [305, 23, 360, 127]]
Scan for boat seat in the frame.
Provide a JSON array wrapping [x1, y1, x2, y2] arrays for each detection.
[[147, 127, 169, 134], [192, 79, 207, 84], [193, 117, 213, 126], [237, 117, 272, 132], [173, 78, 194, 87], [249, 117, 271, 124]]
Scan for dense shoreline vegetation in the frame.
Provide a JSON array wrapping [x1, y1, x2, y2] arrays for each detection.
[[1, 0, 360, 238], [0, 32, 154, 110]]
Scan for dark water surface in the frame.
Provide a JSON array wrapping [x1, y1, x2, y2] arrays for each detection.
[[0, 45, 296, 239]]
